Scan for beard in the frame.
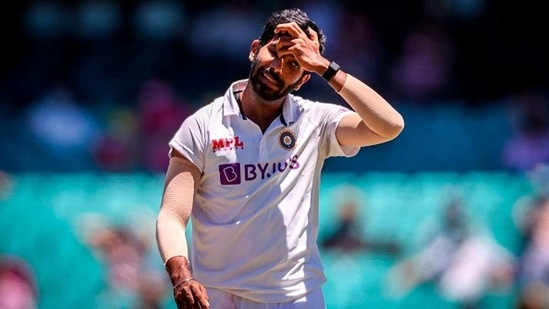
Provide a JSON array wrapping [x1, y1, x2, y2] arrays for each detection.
[[249, 59, 298, 102]]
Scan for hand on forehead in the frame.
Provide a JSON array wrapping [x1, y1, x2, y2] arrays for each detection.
[[274, 22, 318, 41]]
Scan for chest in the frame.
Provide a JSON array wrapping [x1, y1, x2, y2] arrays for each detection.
[[202, 116, 321, 183]]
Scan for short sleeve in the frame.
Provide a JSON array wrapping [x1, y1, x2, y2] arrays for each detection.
[[318, 103, 360, 158], [169, 113, 207, 172]]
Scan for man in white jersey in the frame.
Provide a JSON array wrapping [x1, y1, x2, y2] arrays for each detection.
[[156, 8, 405, 309]]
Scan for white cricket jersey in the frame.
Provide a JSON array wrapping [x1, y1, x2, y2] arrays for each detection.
[[169, 79, 359, 303]]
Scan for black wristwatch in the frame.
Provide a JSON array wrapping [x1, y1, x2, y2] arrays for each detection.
[[322, 61, 340, 81]]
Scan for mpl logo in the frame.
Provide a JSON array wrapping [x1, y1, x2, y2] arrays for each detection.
[[219, 155, 300, 185], [212, 136, 244, 152]]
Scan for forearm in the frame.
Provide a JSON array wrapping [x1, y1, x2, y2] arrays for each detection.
[[156, 210, 191, 284], [156, 199, 190, 259], [334, 72, 404, 139], [156, 154, 199, 285]]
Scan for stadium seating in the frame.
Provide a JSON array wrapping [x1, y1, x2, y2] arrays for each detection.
[[0, 171, 534, 308]]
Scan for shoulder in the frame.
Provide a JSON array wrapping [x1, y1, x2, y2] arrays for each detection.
[[184, 97, 224, 123], [290, 94, 351, 117]]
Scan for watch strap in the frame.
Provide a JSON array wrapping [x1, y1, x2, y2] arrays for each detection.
[[322, 61, 340, 81]]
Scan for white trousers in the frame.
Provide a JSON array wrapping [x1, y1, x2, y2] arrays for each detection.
[[206, 287, 326, 309]]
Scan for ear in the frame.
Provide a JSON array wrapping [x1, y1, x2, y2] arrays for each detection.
[[249, 40, 261, 61], [293, 73, 311, 91]]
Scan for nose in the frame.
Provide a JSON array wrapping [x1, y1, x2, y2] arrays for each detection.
[[270, 57, 283, 73]]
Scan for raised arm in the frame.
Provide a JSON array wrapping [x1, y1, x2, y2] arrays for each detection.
[[329, 71, 405, 147], [274, 22, 404, 147]]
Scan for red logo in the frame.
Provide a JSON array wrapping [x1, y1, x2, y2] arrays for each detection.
[[212, 136, 245, 152]]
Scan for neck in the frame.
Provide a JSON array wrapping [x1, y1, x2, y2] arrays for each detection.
[[241, 84, 285, 132]]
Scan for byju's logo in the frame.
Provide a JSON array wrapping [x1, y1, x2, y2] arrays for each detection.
[[218, 155, 300, 185], [219, 163, 241, 185]]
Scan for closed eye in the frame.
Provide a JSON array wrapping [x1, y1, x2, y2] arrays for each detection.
[[282, 56, 300, 70], [290, 61, 300, 69]]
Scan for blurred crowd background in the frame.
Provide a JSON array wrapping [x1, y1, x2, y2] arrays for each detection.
[[1, 0, 549, 308], [1, 0, 548, 173]]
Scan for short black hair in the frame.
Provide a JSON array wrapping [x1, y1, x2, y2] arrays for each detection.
[[259, 8, 326, 54]]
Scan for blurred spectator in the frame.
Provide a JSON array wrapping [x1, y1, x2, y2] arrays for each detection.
[[0, 254, 38, 309], [137, 78, 190, 172], [92, 107, 139, 172], [322, 200, 365, 252], [321, 199, 401, 255], [81, 214, 168, 309], [321, 185, 400, 255], [502, 91, 549, 172], [386, 189, 515, 308], [0, 171, 14, 201], [512, 166, 549, 247], [23, 86, 101, 171], [512, 166, 549, 309], [527, 164, 549, 197], [513, 195, 549, 309]]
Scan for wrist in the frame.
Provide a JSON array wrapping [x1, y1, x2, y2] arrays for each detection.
[[165, 255, 192, 285], [322, 61, 340, 81]]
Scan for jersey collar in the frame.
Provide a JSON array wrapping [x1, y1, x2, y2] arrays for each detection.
[[223, 79, 297, 126]]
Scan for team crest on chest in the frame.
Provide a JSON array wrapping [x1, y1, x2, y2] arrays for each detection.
[[278, 129, 297, 150]]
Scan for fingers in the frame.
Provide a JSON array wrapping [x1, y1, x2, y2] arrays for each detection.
[[197, 285, 211, 308], [174, 280, 210, 309], [176, 303, 202, 309], [275, 22, 307, 39], [274, 23, 320, 55], [191, 284, 210, 308], [307, 27, 318, 42], [274, 37, 294, 56], [275, 22, 318, 41]]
